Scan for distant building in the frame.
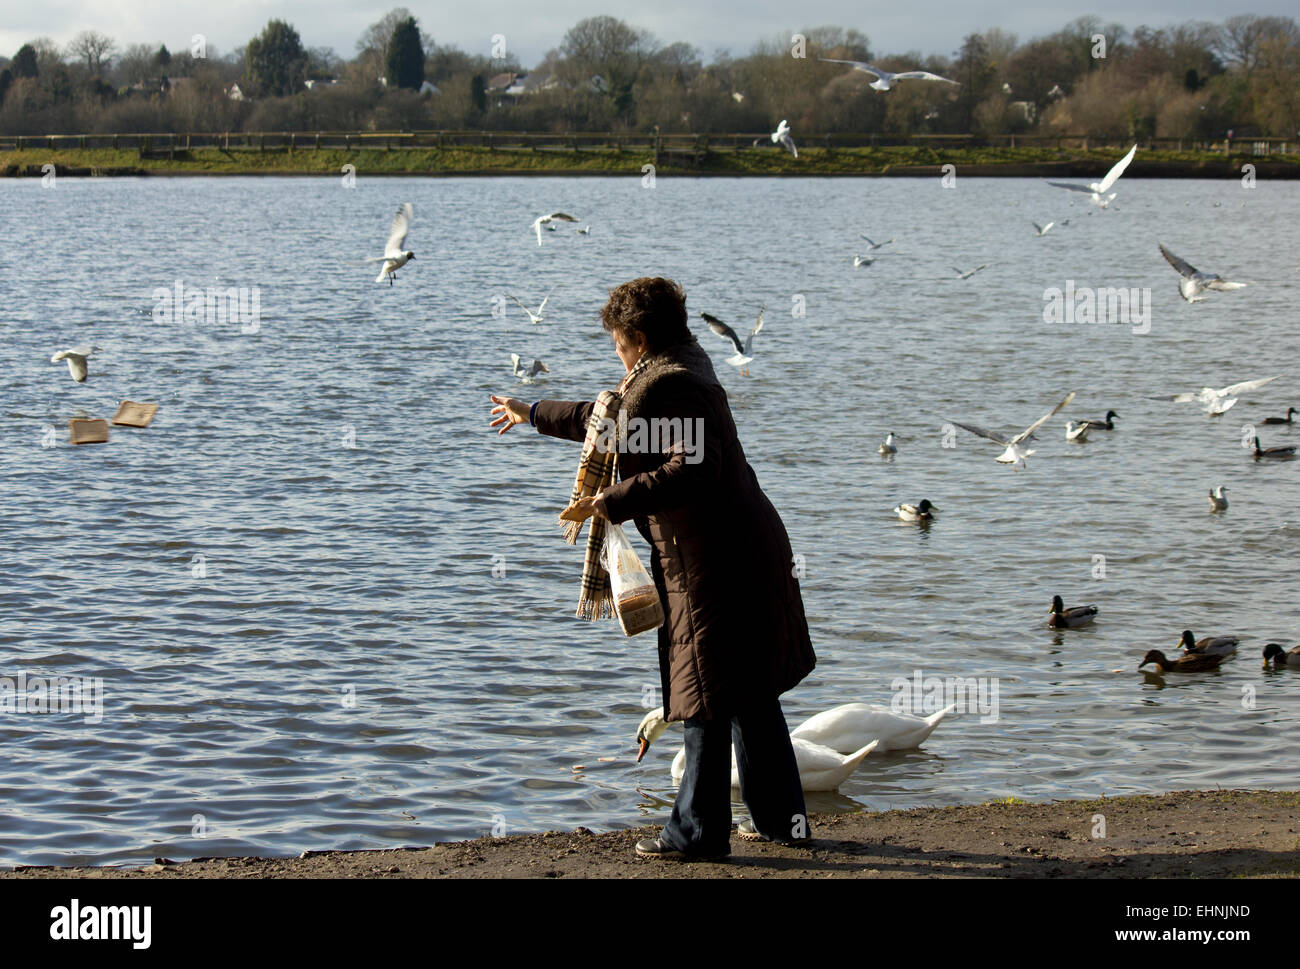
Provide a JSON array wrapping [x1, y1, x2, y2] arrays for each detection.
[[418, 80, 439, 95], [226, 83, 246, 101]]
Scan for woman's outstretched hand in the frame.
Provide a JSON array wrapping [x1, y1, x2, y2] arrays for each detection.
[[490, 395, 530, 435]]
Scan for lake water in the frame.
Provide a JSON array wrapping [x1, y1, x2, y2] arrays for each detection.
[[1, 172, 1298, 867]]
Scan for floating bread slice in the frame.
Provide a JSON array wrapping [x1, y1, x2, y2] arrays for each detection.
[[111, 400, 159, 427], [69, 418, 109, 445]]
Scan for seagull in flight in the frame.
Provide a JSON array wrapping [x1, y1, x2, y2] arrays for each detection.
[[510, 354, 549, 384], [702, 307, 764, 376], [1172, 376, 1280, 416], [1158, 244, 1248, 303], [949, 391, 1076, 469], [1032, 221, 1055, 236], [771, 120, 798, 157], [508, 286, 556, 325], [861, 235, 894, 250], [1046, 144, 1137, 207], [50, 346, 102, 383], [531, 212, 578, 246], [953, 264, 989, 280], [819, 58, 958, 91], [366, 203, 415, 285]]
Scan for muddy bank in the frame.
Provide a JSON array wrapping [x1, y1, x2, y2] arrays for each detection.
[[4, 789, 1297, 879]]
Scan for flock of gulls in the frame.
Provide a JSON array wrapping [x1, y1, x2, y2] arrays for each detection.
[[45, 140, 1293, 797]]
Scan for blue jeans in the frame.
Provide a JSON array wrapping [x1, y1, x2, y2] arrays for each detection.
[[659, 695, 807, 855]]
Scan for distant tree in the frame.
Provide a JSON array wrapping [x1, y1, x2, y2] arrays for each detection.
[[244, 19, 308, 96], [470, 73, 486, 114], [559, 16, 657, 117], [0, 68, 11, 104], [154, 44, 171, 69], [12, 43, 38, 78], [386, 16, 425, 89], [68, 30, 117, 73]]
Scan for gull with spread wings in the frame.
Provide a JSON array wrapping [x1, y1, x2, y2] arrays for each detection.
[[949, 391, 1076, 469], [531, 212, 578, 246], [818, 58, 959, 91], [366, 203, 415, 286], [1172, 376, 1280, 416], [1046, 144, 1137, 208], [1158, 244, 1248, 303], [701, 306, 764, 376], [508, 285, 556, 325]]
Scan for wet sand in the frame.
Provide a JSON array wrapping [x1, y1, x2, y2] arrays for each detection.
[[4, 789, 1298, 879]]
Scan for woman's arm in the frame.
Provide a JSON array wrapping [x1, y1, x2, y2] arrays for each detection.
[[533, 400, 595, 443], [599, 378, 721, 523]]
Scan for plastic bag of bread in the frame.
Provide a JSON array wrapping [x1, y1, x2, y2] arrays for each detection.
[[602, 523, 665, 636]]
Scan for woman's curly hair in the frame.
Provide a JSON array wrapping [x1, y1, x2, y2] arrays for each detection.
[[600, 277, 690, 352]]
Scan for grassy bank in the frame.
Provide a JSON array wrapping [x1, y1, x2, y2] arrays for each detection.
[[2, 143, 1297, 177], [5, 789, 1298, 878]]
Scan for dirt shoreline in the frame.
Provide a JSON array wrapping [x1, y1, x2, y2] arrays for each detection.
[[5, 789, 1298, 879]]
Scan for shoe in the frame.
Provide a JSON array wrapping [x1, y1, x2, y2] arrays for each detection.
[[635, 837, 729, 860], [737, 818, 812, 845]]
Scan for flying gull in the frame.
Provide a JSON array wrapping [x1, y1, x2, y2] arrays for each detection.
[[818, 58, 959, 91], [949, 391, 1077, 469], [366, 203, 415, 286], [50, 346, 102, 383], [1158, 244, 1248, 303], [702, 306, 764, 376], [1046, 144, 1136, 208], [531, 212, 578, 246]]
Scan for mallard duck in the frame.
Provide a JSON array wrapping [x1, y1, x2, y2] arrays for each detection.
[[1049, 595, 1097, 628], [878, 432, 897, 456], [1261, 407, 1297, 425], [1080, 410, 1119, 431], [634, 708, 877, 792], [1139, 649, 1226, 673], [1176, 630, 1239, 656], [1254, 436, 1297, 461], [1208, 486, 1228, 511], [1263, 643, 1300, 668], [790, 703, 955, 754], [1065, 420, 1090, 442], [894, 499, 938, 522]]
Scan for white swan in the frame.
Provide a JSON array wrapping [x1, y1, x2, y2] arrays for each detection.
[[790, 703, 955, 753], [635, 707, 877, 792]]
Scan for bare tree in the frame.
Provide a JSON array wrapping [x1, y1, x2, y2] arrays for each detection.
[[68, 30, 117, 74]]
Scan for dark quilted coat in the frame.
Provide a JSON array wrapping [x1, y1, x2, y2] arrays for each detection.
[[533, 336, 815, 721]]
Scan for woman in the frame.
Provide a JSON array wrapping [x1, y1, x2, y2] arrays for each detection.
[[489, 277, 815, 860]]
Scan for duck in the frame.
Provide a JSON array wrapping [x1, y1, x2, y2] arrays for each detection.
[[1261, 407, 1297, 425], [1263, 643, 1300, 668], [1176, 630, 1238, 656], [1079, 410, 1119, 431], [789, 703, 955, 754], [1049, 595, 1097, 628], [1139, 649, 1226, 673], [894, 499, 938, 522], [1253, 436, 1297, 461], [1065, 420, 1090, 442], [878, 432, 897, 457], [634, 707, 879, 792], [1208, 486, 1228, 511]]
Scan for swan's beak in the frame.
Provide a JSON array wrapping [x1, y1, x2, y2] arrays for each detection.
[[636, 737, 649, 763]]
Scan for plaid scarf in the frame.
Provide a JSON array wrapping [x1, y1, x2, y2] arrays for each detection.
[[564, 354, 651, 620]]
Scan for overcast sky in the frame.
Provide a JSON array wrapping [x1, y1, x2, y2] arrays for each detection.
[[1, 1, 1291, 68]]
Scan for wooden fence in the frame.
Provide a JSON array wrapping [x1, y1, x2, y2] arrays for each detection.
[[0, 130, 1292, 155]]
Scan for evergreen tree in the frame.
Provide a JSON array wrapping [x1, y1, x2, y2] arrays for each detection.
[[12, 43, 38, 78], [245, 19, 308, 97], [385, 17, 424, 90]]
